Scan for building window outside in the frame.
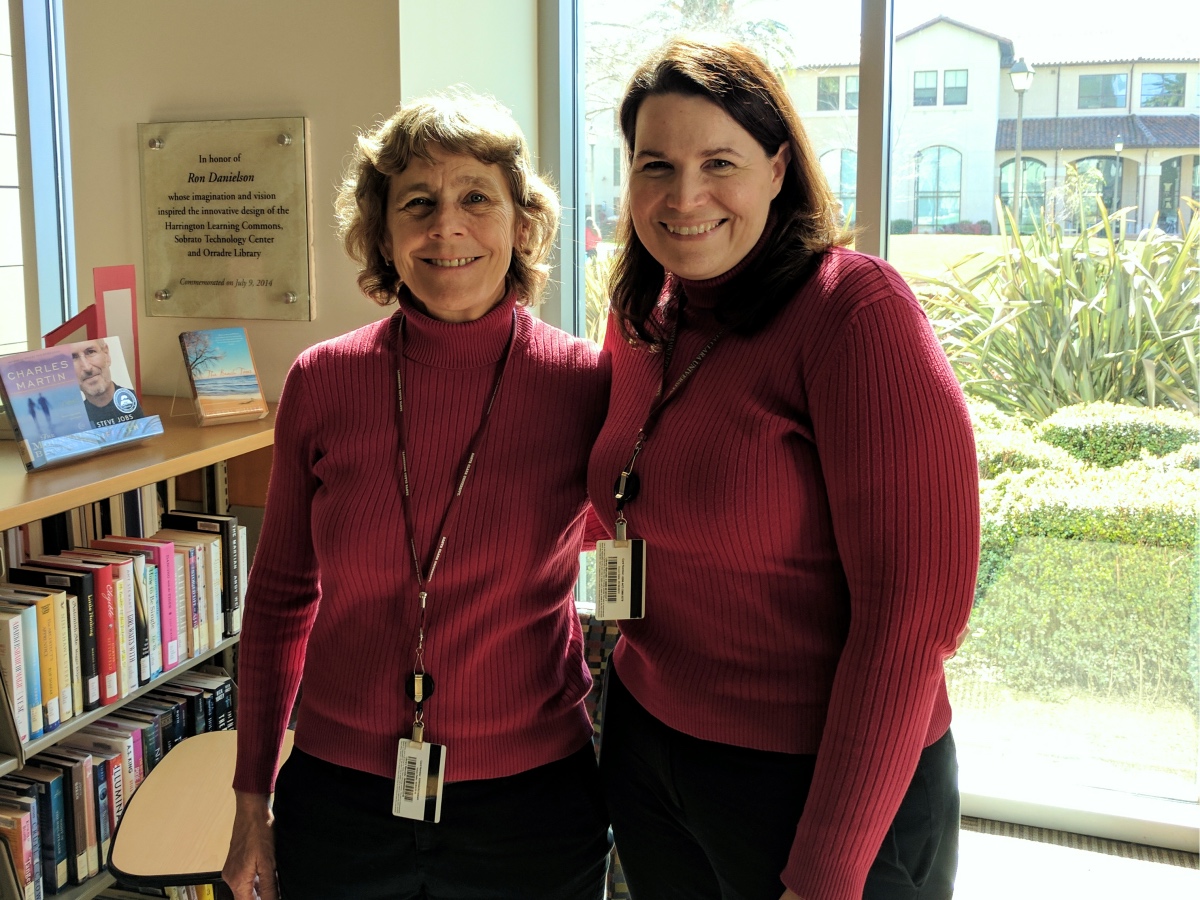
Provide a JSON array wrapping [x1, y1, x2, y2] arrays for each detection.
[[1141, 73, 1186, 108], [944, 68, 968, 105], [913, 70, 937, 106], [999, 157, 1046, 231], [1079, 73, 1127, 109], [846, 75, 859, 110], [914, 145, 961, 230], [818, 75, 840, 110], [820, 148, 857, 226]]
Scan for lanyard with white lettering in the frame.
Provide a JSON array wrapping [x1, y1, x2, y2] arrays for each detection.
[[390, 308, 517, 741], [612, 315, 723, 539]]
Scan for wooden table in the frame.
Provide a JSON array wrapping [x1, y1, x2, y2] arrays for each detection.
[[108, 730, 293, 886]]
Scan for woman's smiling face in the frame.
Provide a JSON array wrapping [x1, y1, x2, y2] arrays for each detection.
[[629, 92, 789, 281], [382, 146, 525, 321]]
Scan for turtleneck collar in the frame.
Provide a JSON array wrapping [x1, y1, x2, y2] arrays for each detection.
[[395, 288, 519, 369], [677, 211, 778, 310]]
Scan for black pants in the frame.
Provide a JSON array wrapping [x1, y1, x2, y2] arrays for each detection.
[[600, 666, 959, 900], [273, 743, 611, 900]]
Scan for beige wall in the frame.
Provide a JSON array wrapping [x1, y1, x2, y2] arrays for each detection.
[[62, 0, 541, 402]]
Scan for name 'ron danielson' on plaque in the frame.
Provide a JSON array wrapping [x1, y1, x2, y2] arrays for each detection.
[[138, 116, 314, 321]]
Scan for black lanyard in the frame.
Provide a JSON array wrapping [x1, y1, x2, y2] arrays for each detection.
[[390, 308, 518, 734], [612, 314, 723, 535]]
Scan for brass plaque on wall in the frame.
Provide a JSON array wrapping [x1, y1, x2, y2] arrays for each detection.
[[138, 117, 314, 320]]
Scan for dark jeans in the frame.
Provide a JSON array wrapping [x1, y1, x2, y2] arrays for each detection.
[[273, 743, 611, 900], [600, 666, 959, 900]]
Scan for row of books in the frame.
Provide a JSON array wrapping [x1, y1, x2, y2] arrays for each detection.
[[0, 667, 234, 898], [0, 510, 245, 746]]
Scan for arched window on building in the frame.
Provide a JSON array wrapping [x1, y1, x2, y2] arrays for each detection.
[[819, 149, 857, 226], [914, 145, 961, 233], [1065, 156, 1120, 230], [999, 157, 1047, 232], [1157, 154, 1200, 234]]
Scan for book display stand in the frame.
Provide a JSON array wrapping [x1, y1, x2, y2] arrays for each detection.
[[0, 396, 275, 900]]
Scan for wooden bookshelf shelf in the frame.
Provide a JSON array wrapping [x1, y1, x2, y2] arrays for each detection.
[[0, 396, 276, 531]]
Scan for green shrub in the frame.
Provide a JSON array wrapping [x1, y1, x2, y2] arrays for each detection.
[[914, 199, 1200, 421], [965, 459, 1199, 703], [961, 537, 1197, 704], [1038, 402, 1198, 468], [889, 218, 913, 235], [968, 398, 1075, 479]]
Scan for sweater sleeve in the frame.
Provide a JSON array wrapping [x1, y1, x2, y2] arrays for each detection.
[[232, 357, 325, 794], [781, 261, 979, 900]]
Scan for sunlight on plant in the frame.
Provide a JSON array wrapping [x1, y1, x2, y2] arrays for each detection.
[[911, 197, 1200, 422], [584, 254, 614, 346]]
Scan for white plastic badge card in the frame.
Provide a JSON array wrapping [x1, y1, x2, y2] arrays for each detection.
[[393, 739, 447, 822], [594, 538, 647, 620]]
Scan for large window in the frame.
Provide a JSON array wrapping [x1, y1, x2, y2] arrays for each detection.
[[944, 68, 968, 105], [1, 11, 24, 354], [913, 70, 937, 106], [999, 157, 1046, 229], [820, 149, 857, 226], [914, 145, 961, 230], [817, 75, 840, 110], [1141, 72, 1186, 108], [1079, 73, 1127, 108]]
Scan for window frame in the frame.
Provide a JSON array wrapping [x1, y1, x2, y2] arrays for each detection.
[[913, 69, 937, 106], [1140, 72, 1186, 108], [1079, 72, 1128, 109], [817, 75, 840, 111], [943, 68, 968, 105]]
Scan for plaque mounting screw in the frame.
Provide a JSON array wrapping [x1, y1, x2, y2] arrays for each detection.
[[277, 133, 293, 146], [282, 291, 297, 304], [148, 137, 164, 150], [154, 288, 171, 301]]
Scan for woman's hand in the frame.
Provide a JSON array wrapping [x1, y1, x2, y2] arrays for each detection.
[[222, 791, 278, 900], [779, 891, 804, 900]]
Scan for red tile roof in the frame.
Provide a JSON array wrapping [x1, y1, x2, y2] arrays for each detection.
[[996, 115, 1200, 151]]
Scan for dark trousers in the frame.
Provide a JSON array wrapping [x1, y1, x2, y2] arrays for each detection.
[[273, 743, 612, 900], [600, 666, 959, 900]]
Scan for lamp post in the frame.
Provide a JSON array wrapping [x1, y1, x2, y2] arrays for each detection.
[[1009, 58, 1035, 230]]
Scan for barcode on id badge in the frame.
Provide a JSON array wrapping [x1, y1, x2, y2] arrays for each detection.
[[601, 554, 619, 614], [402, 755, 421, 802]]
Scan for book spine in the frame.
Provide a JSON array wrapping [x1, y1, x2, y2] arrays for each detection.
[[0, 617, 30, 745], [18, 611, 42, 739], [0, 810, 35, 900], [112, 577, 130, 699], [65, 596, 82, 718], [79, 759, 97, 878], [95, 580, 118, 707], [129, 562, 150, 687], [92, 760, 110, 871], [236, 525, 247, 631], [33, 602, 60, 733], [141, 563, 162, 681], [50, 597, 71, 725]]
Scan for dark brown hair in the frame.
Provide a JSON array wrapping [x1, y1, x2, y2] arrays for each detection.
[[336, 90, 559, 306], [612, 36, 850, 342]]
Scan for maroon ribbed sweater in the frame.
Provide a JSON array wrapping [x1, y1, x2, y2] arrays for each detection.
[[233, 294, 610, 793], [587, 248, 979, 900]]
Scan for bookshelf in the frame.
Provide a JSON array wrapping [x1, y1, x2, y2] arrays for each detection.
[[0, 396, 276, 900]]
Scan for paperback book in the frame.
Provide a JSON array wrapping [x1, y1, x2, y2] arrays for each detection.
[[179, 327, 268, 426], [0, 337, 162, 472]]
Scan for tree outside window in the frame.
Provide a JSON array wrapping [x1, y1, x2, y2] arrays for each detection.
[[1141, 73, 1186, 108], [944, 69, 968, 105], [817, 75, 839, 111], [913, 70, 937, 106], [1079, 73, 1127, 109]]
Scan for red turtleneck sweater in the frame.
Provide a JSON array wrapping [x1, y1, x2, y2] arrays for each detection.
[[587, 248, 979, 900], [233, 294, 610, 793]]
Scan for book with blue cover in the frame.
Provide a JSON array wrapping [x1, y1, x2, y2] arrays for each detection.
[[179, 327, 268, 426], [0, 337, 163, 472]]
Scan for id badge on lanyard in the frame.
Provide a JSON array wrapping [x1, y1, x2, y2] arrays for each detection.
[[595, 321, 722, 621]]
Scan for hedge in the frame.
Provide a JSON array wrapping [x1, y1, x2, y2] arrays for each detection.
[[960, 400, 1200, 705], [1038, 402, 1199, 468]]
